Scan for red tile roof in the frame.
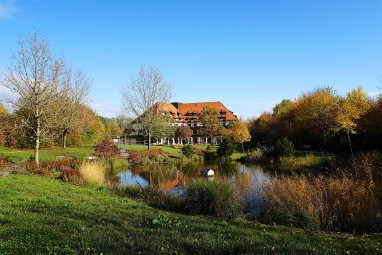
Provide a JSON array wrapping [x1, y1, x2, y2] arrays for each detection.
[[160, 101, 237, 122]]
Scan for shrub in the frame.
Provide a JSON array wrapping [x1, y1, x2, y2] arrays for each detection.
[[272, 137, 295, 157], [0, 157, 10, 168], [79, 161, 105, 185], [129, 149, 165, 164], [244, 147, 268, 163], [182, 179, 242, 218], [42, 159, 82, 171], [23, 161, 51, 175], [217, 138, 236, 158], [94, 140, 120, 159], [182, 145, 195, 158], [61, 169, 82, 183]]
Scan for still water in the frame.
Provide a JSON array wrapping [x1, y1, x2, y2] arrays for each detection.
[[115, 161, 274, 213], [116, 160, 271, 190]]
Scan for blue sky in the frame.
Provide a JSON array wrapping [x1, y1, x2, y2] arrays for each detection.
[[0, 0, 381, 119]]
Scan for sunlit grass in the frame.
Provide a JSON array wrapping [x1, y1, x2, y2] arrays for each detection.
[[0, 145, 95, 163], [1, 174, 381, 254]]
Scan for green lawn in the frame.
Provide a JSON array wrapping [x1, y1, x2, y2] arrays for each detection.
[[0, 174, 381, 254], [0, 145, 95, 163]]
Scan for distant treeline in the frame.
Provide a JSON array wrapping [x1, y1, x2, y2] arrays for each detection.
[[247, 86, 382, 155]]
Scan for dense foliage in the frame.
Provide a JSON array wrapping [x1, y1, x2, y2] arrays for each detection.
[[248, 86, 380, 155], [94, 140, 120, 159], [217, 138, 236, 158], [182, 145, 195, 158]]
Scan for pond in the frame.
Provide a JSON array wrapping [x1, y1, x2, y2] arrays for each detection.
[[115, 160, 275, 213], [116, 161, 271, 189]]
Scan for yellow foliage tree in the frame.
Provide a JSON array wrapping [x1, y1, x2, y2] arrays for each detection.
[[227, 119, 251, 153], [292, 87, 337, 151], [0, 101, 8, 116], [334, 86, 372, 156], [105, 120, 123, 137]]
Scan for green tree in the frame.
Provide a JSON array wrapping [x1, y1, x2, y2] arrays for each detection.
[[217, 138, 236, 158], [151, 114, 177, 142]]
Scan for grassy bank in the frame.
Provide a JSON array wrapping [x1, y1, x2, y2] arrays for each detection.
[[0, 145, 95, 163], [0, 174, 381, 254]]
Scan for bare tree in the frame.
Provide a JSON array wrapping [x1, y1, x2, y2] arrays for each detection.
[[121, 66, 173, 150], [51, 67, 91, 148], [0, 30, 65, 165]]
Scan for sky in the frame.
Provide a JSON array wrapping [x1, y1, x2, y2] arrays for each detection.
[[0, 0, 381, 119]]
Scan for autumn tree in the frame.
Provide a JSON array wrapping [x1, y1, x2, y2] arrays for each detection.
[[231, 119, 251, 153], [105, 119, 123, 137], [273, 99, 292, 118], [77, 105, 105, 144], [52, 67, 91, 148], [198, 105, 220, 139], [176, 125, 193, 143], [1, 30, 65, 165], [292, 87, 337, 151], [121, 66, 173, 150], [334, 86, 371, 156]]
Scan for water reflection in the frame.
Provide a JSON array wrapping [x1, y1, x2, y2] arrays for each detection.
[[117, 161, 271, 191]]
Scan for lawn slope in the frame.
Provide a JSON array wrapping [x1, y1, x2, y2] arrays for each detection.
[[0, 175, 381, 254]]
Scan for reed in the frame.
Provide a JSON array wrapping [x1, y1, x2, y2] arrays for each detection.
[[261, 158, 382, 232], [78, 161, 106, 185]]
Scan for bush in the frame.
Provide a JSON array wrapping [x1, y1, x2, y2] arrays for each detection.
[[129, 148, 165, 164], [182, 145, 195, 158], [244, 147, 268, 163], [217, 138, 236, 158], [94, 140, 120, 159], [272, 137, 295, 157], [61, 169, 82, 183], [182, 179, 242, 218]]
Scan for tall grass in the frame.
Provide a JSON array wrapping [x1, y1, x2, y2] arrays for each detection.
[[182, 179, 242, 218], [261, 152, 382, 233], [79, 161, 106, 185]]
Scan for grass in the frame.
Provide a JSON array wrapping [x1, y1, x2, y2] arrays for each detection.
[[0, 174, 382, 254], [0, 145, 95, 163]]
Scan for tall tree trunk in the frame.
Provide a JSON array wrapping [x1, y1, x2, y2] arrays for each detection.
[[148, 132, 151, 150], [346, 127, 354, 160], [62, 128, 68, 149], [242, 143, 245, 154], [35, 118, 40, 166]]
